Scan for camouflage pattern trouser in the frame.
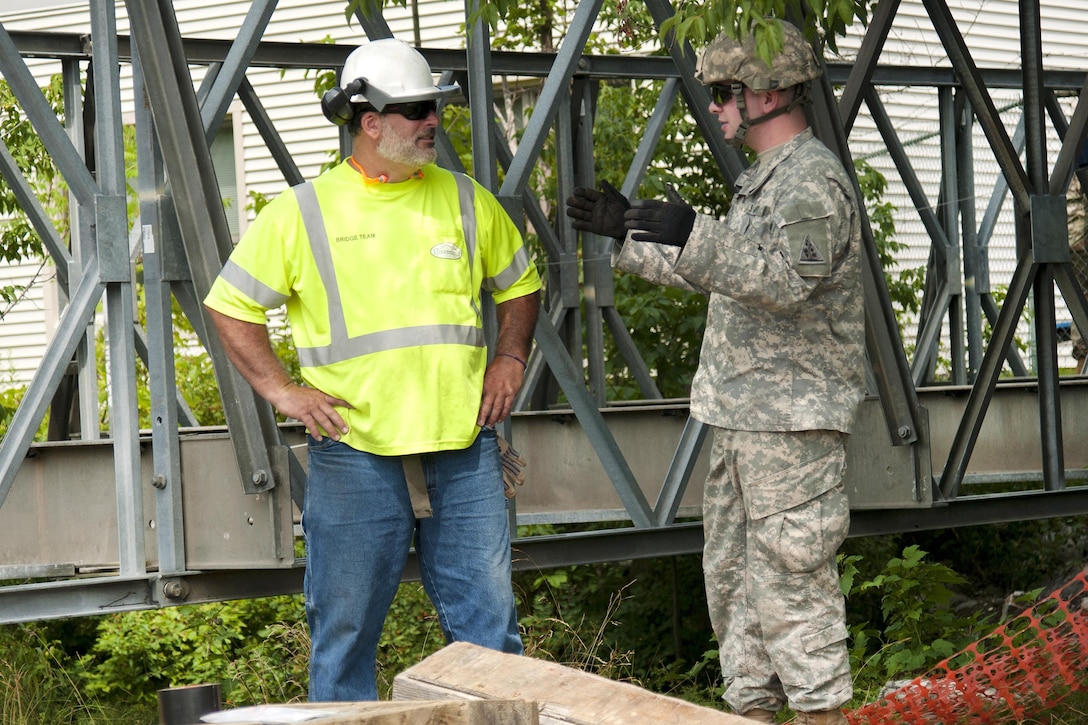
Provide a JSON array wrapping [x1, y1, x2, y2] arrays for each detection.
[[702, 427, 852, 715]]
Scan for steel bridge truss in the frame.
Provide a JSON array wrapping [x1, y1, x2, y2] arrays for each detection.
[[0, 0, 1086, 622]]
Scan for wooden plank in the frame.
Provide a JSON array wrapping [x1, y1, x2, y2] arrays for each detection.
[[200, 699, 538, 724], [392, 642, 753, 724]]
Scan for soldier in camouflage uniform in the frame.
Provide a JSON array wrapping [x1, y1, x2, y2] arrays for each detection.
[[566, 21, 864, 725]]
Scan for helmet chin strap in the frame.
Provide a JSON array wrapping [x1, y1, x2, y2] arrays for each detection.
[[729, 81, 808, 148]]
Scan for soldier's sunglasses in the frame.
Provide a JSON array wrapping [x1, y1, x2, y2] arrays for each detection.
[[382, 100, 438, 120], [709, 84, 735, 106]]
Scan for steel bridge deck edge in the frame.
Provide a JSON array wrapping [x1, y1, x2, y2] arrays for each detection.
[[4, 486, 1088, 625]]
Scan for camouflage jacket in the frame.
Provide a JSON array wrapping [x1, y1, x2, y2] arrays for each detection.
[[614, 129, 865, 433]]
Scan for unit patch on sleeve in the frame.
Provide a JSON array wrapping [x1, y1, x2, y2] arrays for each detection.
[[781, 201, 832, 278], [799, 236, 825, 263]]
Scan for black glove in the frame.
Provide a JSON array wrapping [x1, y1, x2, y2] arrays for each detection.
[[565, 180, 630, 240], [624, 184, 696, 248]]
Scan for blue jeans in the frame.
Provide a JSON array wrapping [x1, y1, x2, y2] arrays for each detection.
[[302, 428, 522, 701]]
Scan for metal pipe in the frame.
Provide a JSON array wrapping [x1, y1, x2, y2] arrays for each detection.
[[158, 684, 221, 725]]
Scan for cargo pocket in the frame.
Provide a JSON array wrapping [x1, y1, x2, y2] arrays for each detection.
[[748, 451, 849, 574], [801, 618, 848, 655]]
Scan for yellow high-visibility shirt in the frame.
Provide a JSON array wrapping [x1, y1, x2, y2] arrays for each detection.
[[205, 160, 541, 455]]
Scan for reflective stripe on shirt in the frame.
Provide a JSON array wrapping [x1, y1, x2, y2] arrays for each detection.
[[292, 172, 483, 368], [218, 259, 290, 309]]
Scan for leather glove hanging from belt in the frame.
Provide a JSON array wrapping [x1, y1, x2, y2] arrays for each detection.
[[497, 434, 527, 499], [624, 184, 696, 248], [565, 180, 630, 240]]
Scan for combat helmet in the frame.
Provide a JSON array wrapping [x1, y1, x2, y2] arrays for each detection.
[[695, 21, 821, 147], [696, 21, 821, 91]]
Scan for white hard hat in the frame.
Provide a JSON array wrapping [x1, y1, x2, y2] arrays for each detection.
[[341, 38, 459, 110]]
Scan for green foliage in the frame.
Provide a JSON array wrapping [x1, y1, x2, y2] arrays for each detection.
[[223, 601, 310, 706], [0, 622, 141, 725], [485, 0, 565, 52], [842, 545, 986, 689], [347, 0, 871, 62], [72, 584, 450, 706], [855, 157, 924, 334], [661, 1, 870, 62], [0, 369, 49, 442], [900, 514, 1088, 597], [0, 75, 66, 316], [0, 623, 78, 724], [79, 595, 306, 712], [174, 347, 226, 426], [523, 579, 640, 681], [344, 0, 401, 23], [0, 76, 65, 262], [514, 553, 721, 701], [479, 0, 656, 53], [7, 520, 1088, 722]]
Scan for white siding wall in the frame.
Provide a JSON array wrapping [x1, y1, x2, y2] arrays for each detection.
[[2, 0, 1087, 382], [0, 261, 58, 384]]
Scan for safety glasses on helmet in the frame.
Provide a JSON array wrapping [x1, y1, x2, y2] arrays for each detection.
[[709, 84, 734, 106], [382, 100, 438, 120]]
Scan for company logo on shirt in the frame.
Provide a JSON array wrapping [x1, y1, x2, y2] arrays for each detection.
[[431, 242, 463, 260]]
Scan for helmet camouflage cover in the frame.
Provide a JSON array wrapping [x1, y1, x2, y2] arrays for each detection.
[[696, 22, 822, 91]]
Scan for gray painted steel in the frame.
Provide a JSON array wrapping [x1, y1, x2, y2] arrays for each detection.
[[0, 0, 1085, 621]]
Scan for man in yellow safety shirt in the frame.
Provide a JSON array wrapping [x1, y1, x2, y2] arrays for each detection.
[[204, 38, 541, 701]]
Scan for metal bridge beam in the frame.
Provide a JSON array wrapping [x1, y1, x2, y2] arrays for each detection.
[[0, 1, 1086, 622]]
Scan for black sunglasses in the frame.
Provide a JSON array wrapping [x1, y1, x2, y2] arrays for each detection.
[[381, 100, 438, 121], [709, 84, 735, 106]]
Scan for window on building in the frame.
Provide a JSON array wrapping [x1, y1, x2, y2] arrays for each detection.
[[210, 109, 246, 242]]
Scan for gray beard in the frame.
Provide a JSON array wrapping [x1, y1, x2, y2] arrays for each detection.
[[377, 118, 437, 169]]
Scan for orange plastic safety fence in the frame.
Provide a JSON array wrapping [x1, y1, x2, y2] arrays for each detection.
[[847, 569, 1088, 724]]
